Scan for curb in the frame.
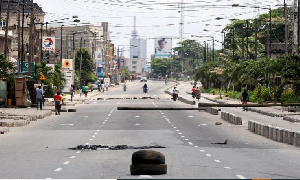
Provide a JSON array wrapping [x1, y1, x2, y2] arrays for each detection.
[[221, 111, 242, 125]]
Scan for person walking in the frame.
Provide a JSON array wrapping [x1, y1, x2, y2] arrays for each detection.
[[69, 85, 74, 102], [241, 89, 249, 111], [105, 82, 109, 91], [36, 86, 43, 110], [82, 85, 87, 98], [54, 91, 63, 115]]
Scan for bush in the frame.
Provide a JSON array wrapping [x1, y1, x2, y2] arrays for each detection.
[[280, 91, 300, 103]]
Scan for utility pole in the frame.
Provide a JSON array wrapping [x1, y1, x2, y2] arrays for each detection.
[[203, 41, 206, 62], [21, 0, 25, 71], [242, 29, 245, 59], [4, 0, 10, 57], [255, 18, 258, 60], [60, 25, 64, 65], [246, 20, 249, 59], [79, 37, 83, 87], [285, 3, 289, 55], [269, 8, 272, 58], [17, 0, 21, 72], [29, 0, 34, 78], [212, 37, 215, 61], [0, 0, 2, 31], [298, 0, 300, 49], [232, 27, 235, 60]]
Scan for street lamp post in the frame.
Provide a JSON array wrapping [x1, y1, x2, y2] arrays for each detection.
[[60, 25, 64, 65], [79, 37, 83, 88]]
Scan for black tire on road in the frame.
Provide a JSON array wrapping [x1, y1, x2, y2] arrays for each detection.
[[132, 150, 165, 165], [68, 109, 77, 112], [130, 164, 167, 175]]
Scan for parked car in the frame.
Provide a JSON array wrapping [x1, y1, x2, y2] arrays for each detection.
[[140, 77, 147, 82]]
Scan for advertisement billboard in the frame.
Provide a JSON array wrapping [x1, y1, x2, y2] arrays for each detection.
[[154, 38, 172, 58], [94, 51, 102, 61], [42, 37, 55, 51]]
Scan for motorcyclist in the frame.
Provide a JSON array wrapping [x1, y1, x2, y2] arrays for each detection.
[[172, 87, 178, 101], [191, 86, 196, 98], [143, 83, 148, 93], [195, 87, 201, 100]]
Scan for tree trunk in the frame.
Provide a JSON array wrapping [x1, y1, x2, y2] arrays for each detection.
[[273, 75, 277, 104]]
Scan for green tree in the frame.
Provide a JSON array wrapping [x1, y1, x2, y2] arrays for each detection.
[[173, 39, 203, 75], [150, 58, 172, 78], [74, 47, 97, 86], [0, 54, 15, 85]]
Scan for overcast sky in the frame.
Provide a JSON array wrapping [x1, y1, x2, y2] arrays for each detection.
[[35, 0, 290, 59]]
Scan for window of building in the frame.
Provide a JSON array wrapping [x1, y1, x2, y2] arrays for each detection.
[[132, 66, 136, 69], [1, 20, 6, 27], [132, 61, 137, 64]]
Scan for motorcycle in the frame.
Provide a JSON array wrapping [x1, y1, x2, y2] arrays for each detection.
[[172, 93, 178, 101], [196, 93, 201, 101], [143, 87, 148, 93]]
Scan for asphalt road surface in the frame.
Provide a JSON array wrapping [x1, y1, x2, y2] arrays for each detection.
[[0, 80, 299, 179]]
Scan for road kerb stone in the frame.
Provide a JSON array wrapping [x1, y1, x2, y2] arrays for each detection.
[[287, 130, 294, 145], [268, 125, 273, 139]]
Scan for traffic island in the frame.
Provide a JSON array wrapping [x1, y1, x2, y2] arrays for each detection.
[[248, 120, 300, 147]]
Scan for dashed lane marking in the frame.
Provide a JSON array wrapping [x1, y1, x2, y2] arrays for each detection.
[[214, 160, 221, 163], [95, 132, 98, 135], [135, 116, 140, 118], [224, 167, 232, 170], [89, 139, 93, 141], [176, 130, 179, 131], [189, 116, 194, 118], [188, 142, 193, 146], [184, 139, 189, 141], [76, 151, 81, 154], [200, 150, 205, 152], [70, 156, 76, 159], [92, 136, 96, 138], [194, 146, 198, 148], [63, 161, 70, 165], [54, 168, 62, 172], [85, 143, 89, 145], [139, 175, 153, 179], [206, 154, 212, 157], [178, 132, 182, 134], [181, 136, 185, 138], [97, 130, 100, 132], [236, 175, 246, 179]]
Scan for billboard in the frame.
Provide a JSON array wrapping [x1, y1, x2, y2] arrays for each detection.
[[154, 38, 172, 58], [42, 37, 55, 51], [94, 51, 102, 61]]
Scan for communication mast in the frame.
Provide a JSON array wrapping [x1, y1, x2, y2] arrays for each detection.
[[179, 0, 184, 42]]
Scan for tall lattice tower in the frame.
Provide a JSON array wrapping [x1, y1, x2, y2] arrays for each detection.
[[179, 0, 184, 42]]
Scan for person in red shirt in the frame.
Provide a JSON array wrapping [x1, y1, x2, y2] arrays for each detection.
[[192, 86, 196, 98], [54, 91, 63, 115]]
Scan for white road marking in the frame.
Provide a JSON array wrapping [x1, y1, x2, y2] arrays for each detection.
[[184, 139, 189, 141], [89, 139, 93, 141], [70, 156, 76, 159], [163, 116, 166, 118], [46, 178, 52, 179], [176, 130, 179, 131], [236, 175, 246, 179], [108, 114, 111, 116], [85, 116, 88, 118], [93, 102, 97, 104], [200, 150, 205, 152], [181, 136, 185, 138], [60, 124, 74, 126], [188, 142, 193, 146], [224, 167, 232, 169], [76, 151, 81, 154], [178, 132, 182, 134], [63, 161, 70, 165], [189, 116, 194, 118], [104, 120, 107, 122], [95, 132, 98, 135], [135, 123, 141, 126], [135, 116, 140, 118], [214, 160, 221, 163], [85, 143, 89, 145], [194, 146, 198, 148], [174, 127, 177, 129], [54, 168, 62, 172], [92, 136, 96, 138], [199, 124, 207, 126], [97, 130, 100, 132], [206, 154, 212, 157]]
